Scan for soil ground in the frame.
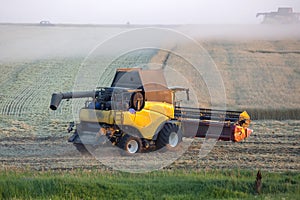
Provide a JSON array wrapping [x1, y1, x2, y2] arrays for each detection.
[[0, 120, 299, 172], [0, 24, 299, 172]]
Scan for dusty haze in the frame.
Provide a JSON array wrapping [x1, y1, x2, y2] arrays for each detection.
[[1, 24, 300, 62]]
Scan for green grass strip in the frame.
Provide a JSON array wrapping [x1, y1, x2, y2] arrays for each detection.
[[0, 169, 299, 200]]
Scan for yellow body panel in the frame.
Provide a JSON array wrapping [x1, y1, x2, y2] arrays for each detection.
[[79, 109, 114, 124], [122, 109, 169, 139], [143, 101, 174, 119], [79, 101, 174, 140]]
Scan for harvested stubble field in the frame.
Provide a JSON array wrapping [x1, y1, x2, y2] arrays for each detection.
[[0, 24, 299, 174]]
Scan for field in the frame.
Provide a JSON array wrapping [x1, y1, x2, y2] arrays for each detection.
[[0, 24, 299, 198]]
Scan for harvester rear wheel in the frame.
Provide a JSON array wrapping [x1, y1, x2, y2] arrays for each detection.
[[118, 134, 142, 155], [156, 123, 182, 150]]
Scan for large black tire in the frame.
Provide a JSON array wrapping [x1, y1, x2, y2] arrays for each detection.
[[117, 134, 142, 155], [156, 123, 183, 150], [74, 143, 95, 157]]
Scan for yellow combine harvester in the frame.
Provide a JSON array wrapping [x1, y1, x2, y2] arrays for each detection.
[[50, 68, 252, 155]]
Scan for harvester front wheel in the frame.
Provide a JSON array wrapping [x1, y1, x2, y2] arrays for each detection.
[[156, 124, 182, 150], [118, 134, 142, 154]]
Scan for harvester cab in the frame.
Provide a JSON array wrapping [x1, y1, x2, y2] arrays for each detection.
[[50, 68, 252, 155]]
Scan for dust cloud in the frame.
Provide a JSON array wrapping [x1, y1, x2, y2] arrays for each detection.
[[177, 24, 300, 40], [1, 24, 299, 62]]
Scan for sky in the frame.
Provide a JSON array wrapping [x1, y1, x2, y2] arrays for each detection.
[[0, 0, 300, 24]]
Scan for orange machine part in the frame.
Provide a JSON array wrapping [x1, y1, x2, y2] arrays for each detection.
[[233, 125, 253, 142]]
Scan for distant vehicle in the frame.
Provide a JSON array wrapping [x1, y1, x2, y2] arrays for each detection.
[[256, 7, 300, 24], [39, 21, 54, 26]]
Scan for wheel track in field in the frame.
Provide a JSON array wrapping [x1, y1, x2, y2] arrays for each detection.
[[0, 59, 79, 118], [17, 75, 49, 116], [0, 63, 30, 115], [1, 70, 48, 116]]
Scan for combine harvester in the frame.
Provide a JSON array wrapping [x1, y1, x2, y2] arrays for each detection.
[[256, 7, 300, 24], [50, 68, 252, 155]]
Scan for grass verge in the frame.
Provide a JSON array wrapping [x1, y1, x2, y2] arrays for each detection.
[[0, 169, 299, 200]]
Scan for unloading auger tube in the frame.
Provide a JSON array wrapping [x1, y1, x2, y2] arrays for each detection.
[[50, 91, 96, 110]]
